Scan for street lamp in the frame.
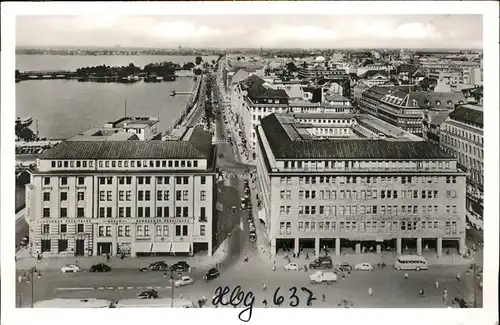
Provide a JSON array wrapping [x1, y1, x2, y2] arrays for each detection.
[[164, 268, 175, 308], [22, 267, 42, 308]]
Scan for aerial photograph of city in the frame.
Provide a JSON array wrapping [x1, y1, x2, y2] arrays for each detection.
[[3, 6, 497, 324]]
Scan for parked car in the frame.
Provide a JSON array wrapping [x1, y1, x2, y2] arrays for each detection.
[[336, 262, 353, 272], [19, 236, 29, 247], [174, 276, 195, 287], [309, 271, 338, 284], [149, 261, 169, 271], [247, 216, 254, 223], [203, 268, 220, 280], [90, 263, 111, 273], [171, 261, 191, 272], [249, 233, 257, 243], [138, 289, 159, 299], [61, 264, 81, 273], [284, 263, 301, 271], [309, 256, 333, 270], [249, 224, 256, 232], [354, 263, 374, 271]]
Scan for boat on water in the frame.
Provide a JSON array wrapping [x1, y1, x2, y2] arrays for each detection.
[[16, 116, 33, 127]]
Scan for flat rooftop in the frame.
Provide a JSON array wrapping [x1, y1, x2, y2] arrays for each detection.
[[106, 116, 159, 129], [259, 113, 452, 160], [67, 128, 139, 141]]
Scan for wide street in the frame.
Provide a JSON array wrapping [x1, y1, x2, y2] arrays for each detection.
[[15, 68, 482, 310]]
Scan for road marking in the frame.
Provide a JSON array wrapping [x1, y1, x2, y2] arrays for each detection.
[[117, 286, 124, 290], [57, 287, 94, 291], [146, 286, 153, 289], [97, 287, 105, 290], [127, 286, 134, 290], [156, 286, 162, 289]]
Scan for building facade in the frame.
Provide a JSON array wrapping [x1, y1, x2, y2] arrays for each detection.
[[359, 85, 466, 137], [256, 113, 468, 258], [26, 127, 216, 257], [439, 104, 483, 218]]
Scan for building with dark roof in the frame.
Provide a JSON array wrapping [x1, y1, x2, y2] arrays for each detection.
[[255, 113, 467, 258], [359, 85, 466, 137], [25, 125, 217, 258], [358, 70, 391, 87], [439, 104, 483, 222]]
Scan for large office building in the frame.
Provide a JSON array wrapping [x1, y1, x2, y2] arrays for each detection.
[[25, 126, 217, 257], [439, 104, 483, 219], [255, 113, 468, 258], [359, 85, 466, 137]]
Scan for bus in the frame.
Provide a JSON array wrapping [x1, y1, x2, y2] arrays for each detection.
[[33, 299, 112, 308], [113, 298, 195, 308], [394, 255, 429, 271]]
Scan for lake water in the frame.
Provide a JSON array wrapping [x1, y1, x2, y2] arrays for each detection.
[[15, 55, 217, 139]]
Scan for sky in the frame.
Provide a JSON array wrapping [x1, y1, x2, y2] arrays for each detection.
[[16, 15, 483, 49]]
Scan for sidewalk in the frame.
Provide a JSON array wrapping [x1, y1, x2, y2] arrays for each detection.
[[16, 238, 229, 271]]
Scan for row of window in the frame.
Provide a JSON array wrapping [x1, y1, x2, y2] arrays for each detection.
[[280, 189, 456, 201], [279, 175, 458, 186], [99, 190, 207, 202], [40, 224, 207, 237], [41, 206, 207, 219], [50, 159, 203, 170], [282, 160, 453, 171], [42, 175, 207, 187], [278, 220, 459, 234], [278, 204, 458, 217], [445, 124, 483, 144], [441, 134, 483, 159], [41, 223, 86, 234]]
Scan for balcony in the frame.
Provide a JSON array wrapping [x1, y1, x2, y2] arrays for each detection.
[[198, 217, 207, 222]]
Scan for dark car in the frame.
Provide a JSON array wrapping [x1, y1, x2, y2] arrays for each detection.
[[249, 233, 257, 243], [171, 261, 191, 272], [138, 289, 159, 299], [452, 296, 472, 308], [90, 263, 111, 273], [149, 261, 169, 271], [19, 236, 29, 247], [336, 262, 353, 272], [203, 268, 220, 280], [309, 256, 333, 270]]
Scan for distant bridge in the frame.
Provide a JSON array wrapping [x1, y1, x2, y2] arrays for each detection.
[[17, 70, 77, 80]]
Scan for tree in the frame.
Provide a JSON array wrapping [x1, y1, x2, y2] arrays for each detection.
[[211, 60, 216, 65], [286, 62, 297, 73], [419, 77, 437, 91], [195, 56, 203, 65]]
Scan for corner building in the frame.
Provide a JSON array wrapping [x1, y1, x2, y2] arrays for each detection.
[[256, 113, 468, 258], [26, 126, 216, 257]]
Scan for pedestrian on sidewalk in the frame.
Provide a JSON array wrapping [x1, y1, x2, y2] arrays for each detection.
[[368, 287, 373, 297], [262, 282, 267, 292], [322, 293, 326, 302], [456, 273, 461, 282], [262, 299, 268, 308], [404, 272, 408, 279], [435, 281, 439, 289], [106, 253, 110, 262], [18, 274, 22, 284], [419, 289, 425, 298], [306, 252, 309, 260]]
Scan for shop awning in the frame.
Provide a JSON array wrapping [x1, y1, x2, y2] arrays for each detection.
[[133, 242, 153, 253], [152, 242, 172, 253], [171, 242, 191, 253]]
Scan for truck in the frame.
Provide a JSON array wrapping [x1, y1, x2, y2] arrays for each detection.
[[309, 271, 338, 285]]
